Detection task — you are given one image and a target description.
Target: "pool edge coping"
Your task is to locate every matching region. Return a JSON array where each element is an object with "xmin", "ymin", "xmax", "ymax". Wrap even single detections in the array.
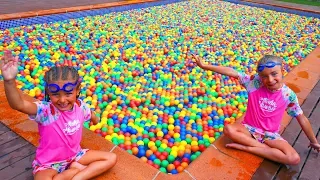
[{"xmin": 0, "ymin": 0, "xmax": 158, "ymax": 21}]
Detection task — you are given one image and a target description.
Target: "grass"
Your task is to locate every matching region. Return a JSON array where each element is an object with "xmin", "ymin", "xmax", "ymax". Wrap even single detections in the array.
[{"xmin": 277, "ymin": 0, "xmax": 320, "ymax": 6}]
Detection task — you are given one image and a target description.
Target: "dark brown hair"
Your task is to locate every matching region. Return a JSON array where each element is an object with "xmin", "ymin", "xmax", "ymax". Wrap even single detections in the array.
[{"xmin": 44, "ymin": 66, "xmax": 80, "ymax": 101}]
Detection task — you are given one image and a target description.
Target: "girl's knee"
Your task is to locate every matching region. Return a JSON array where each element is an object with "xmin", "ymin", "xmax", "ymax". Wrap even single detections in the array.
[
  {"xmin": 108, "ymin": 153, "xmax": 117, "ymax": 165},
  {"xmin": 101, "ymin": 152, "xmax": 117, "ymax": 165},
  {"xmin": 34, "ymin": 169, "xmax": 57, "ymax": 180},
  {"xmin": 288, "ymin": 153, "xmax": 300, "ymax": 165},
  {"xmin": 100, "ymin": 153, "xmax": 117, "ymax": 170},
  {"xmin": 223, "ymin": 124, "xmax": 233, "ymax": 137},
  {"xmin": 34, "ymin": 173, "xmax": 55, "ymax": 180}
]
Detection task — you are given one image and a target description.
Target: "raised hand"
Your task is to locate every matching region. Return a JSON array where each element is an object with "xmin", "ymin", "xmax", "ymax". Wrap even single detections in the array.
[
  {"xmin": 192, "ymin": 54, "xmax": 205, "ymax": 68},
  {"xmin": 0, "ymin": 51, "xmax": 19, "ymax": 81},
  {"xmin": 308, "ymin": 142, "xmax": 320, "ymax": 153}
]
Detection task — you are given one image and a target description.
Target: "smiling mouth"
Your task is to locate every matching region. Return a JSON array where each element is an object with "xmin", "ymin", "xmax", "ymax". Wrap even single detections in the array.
[
  {"xmin": 268, "ymin": 82, "xmax": 277, "ymax": 86},
  {"xmin": 59, "ymin": 104, "xmax": 69, "ymax": 108}
]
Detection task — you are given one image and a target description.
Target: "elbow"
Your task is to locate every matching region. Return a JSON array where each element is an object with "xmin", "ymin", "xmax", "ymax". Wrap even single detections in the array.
[{"xmin": 9, "ymin": 103, "xmax": 23, "ymax": 111}]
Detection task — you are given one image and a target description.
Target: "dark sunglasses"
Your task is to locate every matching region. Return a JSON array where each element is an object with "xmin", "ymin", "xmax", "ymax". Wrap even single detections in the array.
[{"xmin": 257, "ymin": 61, "xmax": 282, "ymax": 72}]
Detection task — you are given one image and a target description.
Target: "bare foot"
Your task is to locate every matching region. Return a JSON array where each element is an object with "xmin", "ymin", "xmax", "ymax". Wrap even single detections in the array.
[
  {"xmin": 225, "ymin": 143, "xmax": 248, "ymax": 151},
  {"xmin": 70, "ymin": 161, "xmax": 87, "ymax": 171}
]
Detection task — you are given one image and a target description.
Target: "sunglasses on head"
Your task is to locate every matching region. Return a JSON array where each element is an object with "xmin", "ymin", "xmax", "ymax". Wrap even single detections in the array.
[
  {"xmin": 257, "ymin": 61, "xmax": 282, "ymax": 72},
  {"xmin": 46, "ymin": 80, "xmax": 79, "ymax": 94}
]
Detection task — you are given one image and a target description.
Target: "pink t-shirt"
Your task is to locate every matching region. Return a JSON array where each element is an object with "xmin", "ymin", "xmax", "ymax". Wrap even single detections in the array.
[
  {"xmin": 29, "ymin": 100, "xmax": 91, "ymax": 164},
  {"xmin": 238, "ymin": 72, "xmax": 303, "ymax": 133}
]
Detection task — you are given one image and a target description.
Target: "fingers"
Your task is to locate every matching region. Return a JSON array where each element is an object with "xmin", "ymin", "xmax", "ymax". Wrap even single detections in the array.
[
  {"xmin": 13, "ymin": 56, "xmax": 19, "ymax": 66},
  {"xmin": 191, "ymin": 53, "xmax": 197, "ymax": 59},
  {"xmin": 4, "ymin": 50, "xmax": 12, "ymax": 60},
  {"xmin": 2, "ymin": 50, "xmax": 17, "ymax": 65},
  {"xmin": 308, "ymin": 143, "xmax": 320, "ymax": 153},
  {"xmin": 191, "ymin": 54, "xmax": 199, "ymax": 61}
]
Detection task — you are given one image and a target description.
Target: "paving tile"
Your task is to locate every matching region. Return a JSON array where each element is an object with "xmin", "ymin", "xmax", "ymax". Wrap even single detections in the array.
[
  {"xmin": 93, "ymin": 3, "xmax": 119, "ymax": 9},
  {"xmin": 19, "ymin": 12, "xmax": 38, "ymax": 19},
  {"xmin": 186, "ymin": 146, "xmax": 256, "ymax": 180},
  {"xmin": 213, "ymin": 135, "xmax": 263, "ymax": 167},
  {"xmin": 0, "ymin": 92, "xmax": 8, "ymax": 104},
  {"xmin": 284, "ymin": 71, "xmax": 319, "ymax": 91},
  {"xmin": 95, "ymin": 146, "xmax": 159, "ymax": 180},
  {"xmin": 76, "ymin": 5, "xmax": 90, "ymax": 11},
  {"xmin": 304, "ymin": 48, "xmax": 320, "ymax": 66},
  {"xmin": 297, "ymin": 60, "xmax": 320, "ymax": 75},
  {"xmin": 1, "ymin": 0, "xmax": 156, "ymax": 19},
  {"xmin": 0, "ymin": 13, "xmax": 21, "ymax": 20},
  {"xmin": 0, "ymin": 103, "xmax": 31, "ymax": 127},
  {"xmin": 0, "ymin": 82, "xmax": 37, "ymax": 105},
  {"xmin": 0, "ymin": 92, "xmax": 36, "ymax": 105},
  {"xmin": 81, "ymin": 128, "xmax": 115, "ymax": 152},
  {"xmin": 154, "ymin": 171, "xmax": 194, "ymax": 180},
  {"xmin": 291, "ymin": 65, "xmax": 320, "ymax": 80},
  {"xmin": 0, "ymin": 81, "xmax": 4, "ymax": 90},
  {"xmin": 285, "ymin": 82, "xmax": 311, "ymax": 102}
]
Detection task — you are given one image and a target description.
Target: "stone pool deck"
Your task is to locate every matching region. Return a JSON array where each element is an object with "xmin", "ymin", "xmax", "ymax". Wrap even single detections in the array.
[{"xmin": 0, "ymin": 0, "xmax": 157, "ymax": 20}]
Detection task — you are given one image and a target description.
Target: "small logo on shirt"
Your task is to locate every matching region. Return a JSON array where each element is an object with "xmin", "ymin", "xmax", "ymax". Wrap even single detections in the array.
[
  {"xmin": 63, "ymin": 120, "xmax": 80, "ymax": 135},
  {"xmin": 259, "ymin": 97, "xmax": 277, "ymax": 112}
]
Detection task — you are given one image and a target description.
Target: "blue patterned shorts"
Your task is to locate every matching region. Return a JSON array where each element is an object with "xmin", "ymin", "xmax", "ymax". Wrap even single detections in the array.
[
  {"xmin": 32, "ymin": 149, "xmax": 89, "ymax": 175},
  {"xmin": 242, "ymin": 123, "xmax": 285, "ymax": 143}
]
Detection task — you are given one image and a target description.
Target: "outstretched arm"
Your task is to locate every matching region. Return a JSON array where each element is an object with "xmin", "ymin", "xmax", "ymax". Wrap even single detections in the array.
[
  {"xmin": 296, "ymin": 114, "xmax": 320, "ymax": 152},
  {"xmin": 1, "ymin": 51, "xmax": 37, "ymax": 115},
  {"xmin": 192, "ymin": 54, "xmax": 239, "ymax": 78}
]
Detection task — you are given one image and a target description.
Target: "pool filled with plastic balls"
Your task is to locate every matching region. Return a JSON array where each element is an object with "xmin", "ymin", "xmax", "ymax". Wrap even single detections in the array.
[{"xmin": 1, "ymin": 0, "xmax": 320, "ymax": 174}]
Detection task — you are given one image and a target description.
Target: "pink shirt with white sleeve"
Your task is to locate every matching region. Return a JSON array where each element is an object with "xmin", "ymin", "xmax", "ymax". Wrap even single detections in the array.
[
  {"xmin": 29, "ymin": 100, "xmax": 91, "ymax": 164},
  {"xmin": 238, "ymin": 72, "xmax": 303, "ymax": 133}
]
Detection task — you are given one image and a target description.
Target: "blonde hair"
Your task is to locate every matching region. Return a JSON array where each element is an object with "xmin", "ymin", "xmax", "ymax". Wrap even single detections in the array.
[{"xmin": 257, "ymin": 55, "xmax": 283, "ymax": 67}]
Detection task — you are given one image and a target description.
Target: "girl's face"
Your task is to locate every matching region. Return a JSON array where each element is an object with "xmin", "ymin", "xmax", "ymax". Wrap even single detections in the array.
[
  {"xmin": 47, "ymin": 79, "xmax": 80, "ymax": 111},
  {"xmin": 258, "ymin": 65, "xmax": 283, "ymax": 91}
]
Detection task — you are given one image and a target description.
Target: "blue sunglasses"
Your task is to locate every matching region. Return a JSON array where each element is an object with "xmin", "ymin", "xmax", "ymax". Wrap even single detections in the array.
[
  {"xmin": 257, "ymin": 61, "xmax": 282, "ymax": 72},
  {"xmin": 46, "ymin": 81, "xmax": 79, "ymax": 93}
]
